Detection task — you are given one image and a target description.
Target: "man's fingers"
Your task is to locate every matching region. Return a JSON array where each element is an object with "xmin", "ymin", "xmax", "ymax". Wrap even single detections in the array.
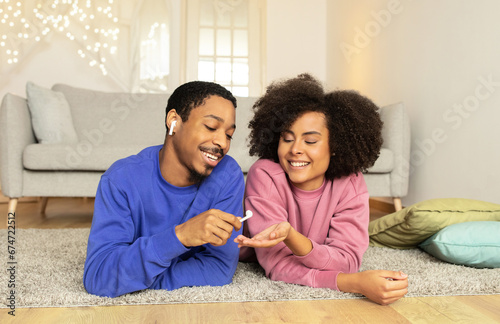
[
  {"xmin": 177, "ymin": 210, "xmax": 242, "ymax": 247},
  {"xmin": 202, "ymin": 229, "xmax": 229, "ymax": 246},
  {"xmin": 212, "ymin": 217, "xmax": 235, "ymax": 235},
  {"xmin": 212, "ymin": 210, "xmax": 242, "ymax": 230},
  {"xmin": 211, "ymin": 223, "xmax": 232, "ymax": 241}
]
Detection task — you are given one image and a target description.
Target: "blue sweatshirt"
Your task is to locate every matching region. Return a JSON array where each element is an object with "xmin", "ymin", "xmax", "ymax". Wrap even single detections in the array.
[{"xmin": 83, "ymin": 145, "xmax": 244, "ymax": 297}]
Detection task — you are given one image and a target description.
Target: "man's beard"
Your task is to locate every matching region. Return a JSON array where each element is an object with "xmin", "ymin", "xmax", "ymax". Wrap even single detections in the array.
[
  {"xmin": 186, "ymin": 146, "xmax": 224, "ymax": 184},
  {"xmin": 187, "ymin": 165, "xmax": 213, "ymax": 185}
]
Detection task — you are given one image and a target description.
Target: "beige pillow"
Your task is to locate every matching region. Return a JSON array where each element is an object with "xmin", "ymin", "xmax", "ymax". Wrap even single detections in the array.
[
  {"xmin": 369, "ymin": 198, "xmax": 500, "ymax": 249},
  {"xmin": 26, "ymin": 82, "xmax": 78, "ymax": 144}
]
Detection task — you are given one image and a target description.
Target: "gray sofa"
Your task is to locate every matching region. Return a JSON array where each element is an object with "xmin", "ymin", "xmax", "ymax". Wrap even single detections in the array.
[{"xmin": 0, "ymin": 83, "xmax": 410, "ymax": 214}]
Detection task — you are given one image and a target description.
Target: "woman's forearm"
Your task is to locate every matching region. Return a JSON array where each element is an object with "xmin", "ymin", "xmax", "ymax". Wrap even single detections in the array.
[
  {"xmin": 336, "ymin": 272, "xmax": 361, "ymax": 293},
  {"xmin": 283, "ymin": 227, "xmax": 313, "ymax": 256}
]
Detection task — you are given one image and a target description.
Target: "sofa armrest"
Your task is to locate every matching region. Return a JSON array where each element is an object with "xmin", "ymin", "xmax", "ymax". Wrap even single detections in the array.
[
  {"xmin": 0, "ymin": 93, "xmax": 36, "ymax": 197},
  {"xmin": 379, "ymin": 102, "xmax": 411, "ymax": 197}
]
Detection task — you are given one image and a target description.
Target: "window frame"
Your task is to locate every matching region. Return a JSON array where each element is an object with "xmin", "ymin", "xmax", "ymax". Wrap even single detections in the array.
[{"xmin": 184, "ymin": 0, "xmax": 264, "ymax": 97}]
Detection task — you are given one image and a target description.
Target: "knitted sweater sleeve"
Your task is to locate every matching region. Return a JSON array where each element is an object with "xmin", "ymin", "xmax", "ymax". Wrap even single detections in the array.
[
  {"xmin": 83, "ymin": 163, "xmax": 244, "ymax": 297},
  {"xmin": 83, "ymin": 177, "xmax": 188, "ymax": 297},
  {"xmin": 244, "ymin": 163, "xmax": 369, "ymax": 291}
]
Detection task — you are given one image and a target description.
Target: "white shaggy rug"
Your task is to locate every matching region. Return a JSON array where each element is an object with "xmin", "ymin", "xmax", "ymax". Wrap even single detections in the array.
[{"xmin": 1, "ymin": 228, "xmax": 499, "ymax": 308}]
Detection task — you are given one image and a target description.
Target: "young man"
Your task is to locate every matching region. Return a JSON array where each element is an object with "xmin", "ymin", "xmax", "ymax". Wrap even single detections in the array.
[{"xmin": 83, "ymin": 81, "xmax": 244, "ymax": 297}]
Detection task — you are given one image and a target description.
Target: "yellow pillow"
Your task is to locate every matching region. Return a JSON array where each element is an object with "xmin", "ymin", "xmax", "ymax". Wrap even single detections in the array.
[{"xmin": 369, "ymin": 198, "xmax": 500, "ymax": 249}]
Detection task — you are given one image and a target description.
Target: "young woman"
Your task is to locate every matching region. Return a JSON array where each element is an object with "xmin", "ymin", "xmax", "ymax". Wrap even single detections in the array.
[{"xmin": 235, "ymin": 74, "xmax": 408, "ymax": 305}]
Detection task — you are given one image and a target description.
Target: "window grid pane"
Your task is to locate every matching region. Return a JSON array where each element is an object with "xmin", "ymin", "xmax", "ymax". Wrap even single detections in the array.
[
  {"xmin": 198, "ymin": 58, "xmax": 215, "ymax": 81},
  {"xmin": 215, "ymin": 57, "xmax": 232, "ymax": 84},
  {"xmin": 197, "ymin": 0, "xmax": 249, "ymax": 96},
  {"xmin": 216, "ymin": 29, "xmax": 231, "ymax": 56},
  {"xmin": 199, "ymin": 28, "xmax": 215, "ymax": 56},
  {"xmin": 232, "ymin": 58, "xmax": 248, "ymax": 85},
  {"xmin": 233, "ymin": 29, "xmax": 248, "ymax": 56}
]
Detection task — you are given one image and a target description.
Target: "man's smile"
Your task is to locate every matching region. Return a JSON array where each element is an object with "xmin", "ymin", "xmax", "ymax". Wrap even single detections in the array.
[
  {"xmin": 200, "ymin": 146, "xmax": 224, "ymax": 167},
  {"xmin": 202, "ymin": 150, "xmax": 220, "ymax": 161}
]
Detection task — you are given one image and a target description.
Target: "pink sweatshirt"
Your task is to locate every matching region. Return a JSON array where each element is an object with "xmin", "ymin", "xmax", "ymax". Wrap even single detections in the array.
[{"xmin": 241, "ymin": 159, "xmax": 369, "ymax": 290}]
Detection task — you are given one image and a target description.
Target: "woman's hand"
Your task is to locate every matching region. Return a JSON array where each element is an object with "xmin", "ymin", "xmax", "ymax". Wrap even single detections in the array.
[
  {"xmin": 337, "ymin": 270, "xmax": 408, "ymax": 305},
  {"xmin": 235, "ymin": 221, "xmax": 313, "ymax": 256},
  {"xmin": 234, "ymin": 221, "xmax": 291, "ymax": 248}
]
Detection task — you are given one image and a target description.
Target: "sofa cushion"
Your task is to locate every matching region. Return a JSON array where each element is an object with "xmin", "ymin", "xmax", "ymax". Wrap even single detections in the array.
[
  {"xmin": 231, "ymin": 96, "xmax": 259, "ymax": 172},
  {"xmin": 364, "ymin": 148, "xmax": 394, "ymax": 173},
  {"xmin": 23, "ymin": 144, "xmax": 147, "ymax": 171},
  {"xmin": 51, "ymin": 83, "xmax": 258, "ymax": 173},
  {"xmin": 22, "ymin": 91, "xmax": 259, "ymax": 173},
  {"xmin": 26, "ymin": 82, "xmax": 79, "ymax": 144},
  {"xmin": 52, "ymin": 84, "xmax": 168, "ymax": 147}
]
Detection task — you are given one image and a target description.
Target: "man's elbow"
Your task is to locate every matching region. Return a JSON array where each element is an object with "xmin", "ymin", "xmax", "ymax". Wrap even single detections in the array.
[
  {"xmin": 83, "ymin": 271, "xmax": 121, "ymax": 298},
  {"xmin": 211, "ymin": 259, "xmax": 238, "ymax": 286},
  {"xmin": 84, "ymin": 281, "xmax": 121, "ymax": 298}
]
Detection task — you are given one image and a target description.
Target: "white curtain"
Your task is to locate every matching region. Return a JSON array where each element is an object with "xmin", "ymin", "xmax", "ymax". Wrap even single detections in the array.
[{"xmin": 130, "ymin": 0, "xmax": 170, "ymax": 93}]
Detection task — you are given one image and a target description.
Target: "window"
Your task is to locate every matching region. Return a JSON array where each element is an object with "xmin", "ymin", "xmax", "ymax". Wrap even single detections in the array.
[
  {"xmin": 186, "ymin": 0, "xmax": 263, "ymax": 96},
  {"xmin": 132, "ymin": 0, "xmax": 263, "ymax": 95}
]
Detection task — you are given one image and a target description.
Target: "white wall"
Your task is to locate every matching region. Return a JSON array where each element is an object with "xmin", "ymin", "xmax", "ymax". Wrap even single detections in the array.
[
  {"xmin": 327, "ymin": 0, "xmax": 500, "ymax": 205},
  {"xmin": 3, "ymin": 1, "xmax": 498, "ymax": 206},
  {"xmin": 0, "ymin": 0, "xmax": 134, "ymax": 98},
  {"xmin": 0, "ymin": 0, "xmax": 328, "ymax": 97},
  {"xmin": 265, "ymin": 0, "xmax": 327, "ymax": 84},
  {"xmin": 0, "ymin": 33, "xmax": 127, "ymax": 98}
]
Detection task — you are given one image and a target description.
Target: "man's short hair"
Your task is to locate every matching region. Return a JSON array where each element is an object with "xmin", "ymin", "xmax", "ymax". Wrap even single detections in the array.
[{"xmin": 165, "ymin": 81, "xmax": 237, "ymax": 129}]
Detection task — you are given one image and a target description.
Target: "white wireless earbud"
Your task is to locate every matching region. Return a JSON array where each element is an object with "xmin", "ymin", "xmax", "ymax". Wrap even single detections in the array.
[{"xmin": 169, "ymin": 120, "xmax": 177, "ymax": 136}]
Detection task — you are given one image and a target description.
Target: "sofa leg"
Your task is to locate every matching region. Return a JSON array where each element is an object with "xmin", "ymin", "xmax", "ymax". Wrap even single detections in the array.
[
  {"xmin": 40, "ymin": 197, "xmax": 49, "ymax": 214},
  {"xmin": 8, "ymin": 198, "xmax": 18, "ymax": 214},
  {"xmin": 393, "ymin": 197, "xmax": 403, "ymax": 211}
]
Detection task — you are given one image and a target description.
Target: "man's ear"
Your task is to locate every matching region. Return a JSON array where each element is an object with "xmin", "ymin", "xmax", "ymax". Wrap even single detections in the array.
[{"xmin": 166, "ymin": 109, "xmax": 179, "ymax": 135}]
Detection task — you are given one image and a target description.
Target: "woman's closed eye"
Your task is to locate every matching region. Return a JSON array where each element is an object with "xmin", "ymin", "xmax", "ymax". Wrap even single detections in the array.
[
  {"xmin": 281, "ymin": 134, "xmax": 294, "ymax": 143},
  {"xmin": 304, "ymin": 136, "xmax": 320, "ymax": 145}
]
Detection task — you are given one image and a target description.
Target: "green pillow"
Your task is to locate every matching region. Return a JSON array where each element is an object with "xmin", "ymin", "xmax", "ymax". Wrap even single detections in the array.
[
  {"xmin": 369, "ymin": 198, "xmax": 500, "ymax": 249},
  {"xmin": 419, "ymin": 221, "xmax": 500, "ymax": 268}
]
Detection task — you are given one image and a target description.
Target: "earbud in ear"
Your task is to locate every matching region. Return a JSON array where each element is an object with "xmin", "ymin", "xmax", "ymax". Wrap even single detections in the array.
[{"xmin": 169, "ymin": 120, "xmax": 177, "ymax": 136}]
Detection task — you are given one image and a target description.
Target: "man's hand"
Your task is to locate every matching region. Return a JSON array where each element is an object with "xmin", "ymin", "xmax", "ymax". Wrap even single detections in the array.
[{"xmin": 175, "ymin": 209, "xmax": 242, "ymax": 247}]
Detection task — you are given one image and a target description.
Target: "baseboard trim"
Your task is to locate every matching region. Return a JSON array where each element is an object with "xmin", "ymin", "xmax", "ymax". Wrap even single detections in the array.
[{"xmin": 369, "ymin": 198, "xmax": 397, "ymax": 213}]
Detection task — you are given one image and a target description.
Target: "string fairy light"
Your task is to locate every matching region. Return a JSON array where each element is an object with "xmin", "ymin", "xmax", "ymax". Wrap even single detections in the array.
[{"xmin": 0, "ymin": 0, "xmax": 119, "ymax": 76}]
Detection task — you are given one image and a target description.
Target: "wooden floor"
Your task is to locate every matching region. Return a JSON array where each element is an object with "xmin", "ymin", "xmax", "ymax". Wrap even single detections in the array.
[{"xmin": 1, "ymin": 197, "xmax": 499, "ymax": 324}]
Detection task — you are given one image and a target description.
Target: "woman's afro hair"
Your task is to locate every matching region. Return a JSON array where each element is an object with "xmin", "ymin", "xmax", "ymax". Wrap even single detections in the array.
[{"xmin": 248, "ymin": 73, "xmax": 383, "ymax": 180}]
